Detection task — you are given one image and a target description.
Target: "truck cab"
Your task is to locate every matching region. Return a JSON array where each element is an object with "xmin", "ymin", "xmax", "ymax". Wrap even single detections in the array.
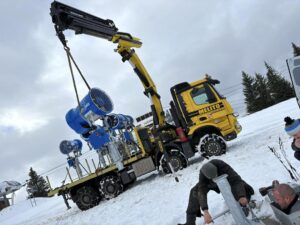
[{"xmin": 170, "ymin": 76, "xmax": 242, "ymax": 156}]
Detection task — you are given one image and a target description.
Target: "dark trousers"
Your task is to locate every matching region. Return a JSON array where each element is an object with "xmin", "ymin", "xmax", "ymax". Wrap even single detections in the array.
[
  {"xmin": 186, "ymin": 184, "xmax": 202, "ymax": 217},
  {"xmin": 186, "ymin": 182, "xmax": 254, "ymax": 217}
]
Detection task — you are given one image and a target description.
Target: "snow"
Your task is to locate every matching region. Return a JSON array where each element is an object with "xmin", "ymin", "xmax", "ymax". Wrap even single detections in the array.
[{"xmin": 1, "ymin": 98, "xmax": 300, "ymax": 225}]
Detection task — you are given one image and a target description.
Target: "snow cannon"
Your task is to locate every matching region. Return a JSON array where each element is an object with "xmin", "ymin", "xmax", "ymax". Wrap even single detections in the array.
[
  {"xmin": 67, "ymin": 158, "xmax": 75, "ymax": 167},
  {"xmin": 106, "ymin": 114, "xmax": 134, "ymax": 130},
  {"xmin": 66, "ymin": 88, "xmax": 113, "ymax": 135},
  {"xmin": 124, "ymin": 115, "xmax": 134, "ymax": 127},
  {"xmin": 59, "ymin": 139, "xmax": 83, "ymax": 155},
  {"xmin": 87, "ymin": 126, "xmax": 110, "ymax": 149},
  {"xmin": 122, "ymin": 130, "xmax": 134, "ymax": 142},
  {"xmin": 80, "ymin": 88, "xmax": 113, "ymax": 117},
  {"xmin": 60, "ymin": 139, "xmax": 84, "ymax": 178}
]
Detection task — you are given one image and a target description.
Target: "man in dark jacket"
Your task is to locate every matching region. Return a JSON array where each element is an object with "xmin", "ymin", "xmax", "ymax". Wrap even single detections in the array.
[{"xmin": 178, "ymin": 159, "xmax": 254, "ymax": 225}]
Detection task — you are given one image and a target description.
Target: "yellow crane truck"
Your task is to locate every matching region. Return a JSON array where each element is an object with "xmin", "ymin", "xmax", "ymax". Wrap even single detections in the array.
[{"xmin": 48, "ymin": 1, "xmax": 242, "ymax": 210}]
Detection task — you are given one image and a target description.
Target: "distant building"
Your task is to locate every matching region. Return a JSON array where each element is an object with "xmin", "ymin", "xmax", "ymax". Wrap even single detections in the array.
[
  {"xmin": 0, "ymin": 197, "xmax": 9, "ymax": 211},
  {"xmin": 135, "ymin": 111, "xmax": 153, "ymax": 127},
  {"xmin": 135, "ymin": 109, "xmax": 174, "ymax": 127},
  {"xmin": 0, "ymin": 180, "xmax": 22, "ymax": 210}
]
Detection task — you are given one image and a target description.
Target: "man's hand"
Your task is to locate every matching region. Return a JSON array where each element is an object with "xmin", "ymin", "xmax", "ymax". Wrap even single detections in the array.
[
  {"xmin": 203, "ymin": 210, "xmax": 213, "ymax": 224},
  {"xmin": 238, "ymin": 197, "xmax": 248, "ymax": 206}
]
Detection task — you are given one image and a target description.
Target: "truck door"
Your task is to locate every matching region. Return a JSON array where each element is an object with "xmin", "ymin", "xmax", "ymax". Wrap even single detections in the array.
[
  {"xmin": 287, "ymin": 56, "xmax": 300, "ymax": 108},
  {"xmin": 180, "ymin": 83, "xmax": 225, "ymax": 126}
]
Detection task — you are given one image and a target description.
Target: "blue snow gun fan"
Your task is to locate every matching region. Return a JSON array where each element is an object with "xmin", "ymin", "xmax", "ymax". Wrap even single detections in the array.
[
  {"xmin": 106, "ymin": 114, "xmax": 135, "ymax": 143},
  {"xmin": 65, "ymin": 88, "xmax": 114, "ymax": 135},
  {"xmin": 59, "ymin": 139, "xmax": 83, "ymax": 155},
  {"xmin": 59, "ymin": 139, "xmax": 84, "ymax": 177},
  {"xmin": 107, "ymin": 114, "xmax": 134, "ymax": 130}
]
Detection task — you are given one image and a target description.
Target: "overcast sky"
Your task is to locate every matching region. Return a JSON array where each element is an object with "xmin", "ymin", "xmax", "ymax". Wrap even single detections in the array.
[{"xmin": 1, "ymin": 0, "xmax": 300, "ymax": 186}]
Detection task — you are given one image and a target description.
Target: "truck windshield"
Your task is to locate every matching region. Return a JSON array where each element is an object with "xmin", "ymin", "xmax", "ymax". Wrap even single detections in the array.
[{"xmin": 191, "ymin": 87, "xmax": 209, "ymax": 105}]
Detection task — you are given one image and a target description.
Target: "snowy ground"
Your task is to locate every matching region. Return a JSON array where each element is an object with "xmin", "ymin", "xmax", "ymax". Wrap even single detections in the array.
[{"xmin": 1, "ymin": 98, "xmax": 300, "ymax": 225}]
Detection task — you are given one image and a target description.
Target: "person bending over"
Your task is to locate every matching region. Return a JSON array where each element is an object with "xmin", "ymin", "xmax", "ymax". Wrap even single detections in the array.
[{"xmin": 178, "ymin": 159, "xmax": 254, "ymax": 225}]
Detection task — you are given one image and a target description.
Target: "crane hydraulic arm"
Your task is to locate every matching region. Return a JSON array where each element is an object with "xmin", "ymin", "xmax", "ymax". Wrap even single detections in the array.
[{"xmin": 50, "ymin": 1, "xmax": 165, "ymax": 127}]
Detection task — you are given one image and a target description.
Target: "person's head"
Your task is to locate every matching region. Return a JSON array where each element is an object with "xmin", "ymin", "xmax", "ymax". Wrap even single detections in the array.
[
  {"xmin": 272, "ymin": 183, "xmax": 296, "ymax": 209},
  {"xmin": 284, "ymin": 117, "xmax": 300, "ymax": 148},
  {"xmin": 200, "ymin": 162, "xmax": 218, "ymax": 179},
  {"xmin": 294, "ymin": 133, "xmax": 300, "ymax": 149}
]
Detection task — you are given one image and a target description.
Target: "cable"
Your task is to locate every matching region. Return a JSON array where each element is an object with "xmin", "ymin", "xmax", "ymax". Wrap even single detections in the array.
[{"xmin": 220, "ymin": 83, "xmax": 242, "ymax": 91}]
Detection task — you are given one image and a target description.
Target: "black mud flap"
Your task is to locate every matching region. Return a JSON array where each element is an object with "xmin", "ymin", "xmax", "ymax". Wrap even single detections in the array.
[{"xmin": 181, "ymin": 142, "xmax": 195, "ymax": 158}]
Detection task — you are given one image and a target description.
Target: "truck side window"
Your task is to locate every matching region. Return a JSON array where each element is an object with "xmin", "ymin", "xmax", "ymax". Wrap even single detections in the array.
[{"xmin": 190, "ymin": 87, "xmax": 209, "ymax": 105}]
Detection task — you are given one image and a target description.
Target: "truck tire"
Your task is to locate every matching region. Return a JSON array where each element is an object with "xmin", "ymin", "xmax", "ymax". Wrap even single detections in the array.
[
  {"xmin": 198, "ymin": 133, "xmax": 226, "ymax": 157},
  {"xmin": 99, "ymin": 175, "xmax": 123, "ymax": 200},
  {"xmin": 161, "ymin": 149, "xmax": 187, "ymax": 174},
  {"xmin": 74, "ymin": 185, "xmax": 101, "ymax": 211}
]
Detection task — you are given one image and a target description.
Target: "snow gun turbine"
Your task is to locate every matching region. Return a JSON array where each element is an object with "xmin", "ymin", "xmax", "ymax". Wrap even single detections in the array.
[{"xmin": 65, "ymin": 88, "xmax": 136, "ymax": 171}]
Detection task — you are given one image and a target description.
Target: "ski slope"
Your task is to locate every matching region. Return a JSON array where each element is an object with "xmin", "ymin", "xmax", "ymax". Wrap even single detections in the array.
[{"xmin": 1, "ymin": 98, "xmax": 300, "ymax": 225}]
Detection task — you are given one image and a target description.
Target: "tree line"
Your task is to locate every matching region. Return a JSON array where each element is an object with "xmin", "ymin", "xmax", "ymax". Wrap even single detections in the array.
[{"xmin": 242, "ymin": 43, "xmax": 300, "ymax": 114}]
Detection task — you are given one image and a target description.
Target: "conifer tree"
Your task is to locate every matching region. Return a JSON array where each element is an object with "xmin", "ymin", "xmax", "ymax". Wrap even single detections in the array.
[
  {"xmin": 242, "ymin": 71, "xmax": 256, "ymax": 113},
  {"xmin": 27, "ymin": 167, "xmax": 50, "ymax": 198},
  {"xmin": 292, "ymin": 42, "xmax": 300, "ymax": 57},
  {"xmin": 253, "ymin": 73, "xmax": 273, "ymax": 111},
  {"xmin": 265, "ymin": 62, "xmax": 295, "ymax": 103}
]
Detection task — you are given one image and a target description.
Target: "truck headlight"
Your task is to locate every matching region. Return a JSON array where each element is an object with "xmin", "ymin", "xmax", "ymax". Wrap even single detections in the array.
[
  {"xmin": 235, "ymin": 121, "xmax": 242, "ymax": 131},
  {"xmin": 233, "ymin": 112, "xmax": 239, "ymax": 117}
]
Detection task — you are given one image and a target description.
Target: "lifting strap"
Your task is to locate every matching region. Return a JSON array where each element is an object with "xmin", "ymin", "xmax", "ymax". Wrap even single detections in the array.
[{"xmin": 54, "ymin": 25, "xmax": 91, "ymax": 110}]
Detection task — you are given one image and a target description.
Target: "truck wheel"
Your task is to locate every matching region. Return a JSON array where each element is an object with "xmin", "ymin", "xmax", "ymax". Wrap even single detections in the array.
[
  {"xmin": 99, "ymin": 175, "xmax": 123, "ymax": 200},
  {"xmin": 74, "ymin": 186, "xmax": 101, "ymax": 211},
  {"xmin": 198, "ymin": 134, "xmax": 226, "ymax": 157},
  {"xmin": 161, "ymin": 149, "xmax": 187, "ymax": 174}
]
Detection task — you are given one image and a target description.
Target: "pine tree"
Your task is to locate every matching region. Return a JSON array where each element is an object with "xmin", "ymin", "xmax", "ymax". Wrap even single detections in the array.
[
  {"xmin": 292, "ymin": 42, "xmax": 300, "ymax": 57},
  {"xmin": 27, "ymin": 167, "xmax": 50, "ymax": 198},
  {"xmin": 253, "ymin": 73, "xmax": 274, "ymax": 111},
  {"xmin": 265, "ymin": 62, "xmax": 295, "ymax": 103},
  {"xmin": 242, "ymin": 71, "xmax": 257, "ymax": 113}
]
